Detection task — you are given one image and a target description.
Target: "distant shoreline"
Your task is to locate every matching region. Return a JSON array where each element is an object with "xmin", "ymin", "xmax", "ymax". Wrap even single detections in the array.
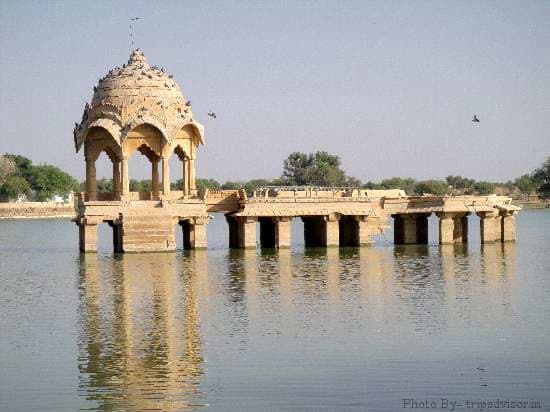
[{"xmin": 0, "ymin": 202, "xmax": 75, "ymax": 219}]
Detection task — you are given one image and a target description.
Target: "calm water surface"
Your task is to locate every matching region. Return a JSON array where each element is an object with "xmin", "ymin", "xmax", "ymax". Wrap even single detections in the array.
[{"xmin": 1, "ymin": 211, "xmax": 549, "ymax": 411}]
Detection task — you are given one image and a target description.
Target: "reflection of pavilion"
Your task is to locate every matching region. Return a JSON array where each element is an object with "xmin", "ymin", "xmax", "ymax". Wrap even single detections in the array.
[{"xmin": 78, "ymin": 253, "xmax": 204, "ymax": 411}]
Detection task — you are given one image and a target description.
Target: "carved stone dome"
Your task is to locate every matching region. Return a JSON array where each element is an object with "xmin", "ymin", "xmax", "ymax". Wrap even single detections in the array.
[
  {"xmin": 91, "ymin": 49, "xmax": 186, "ymax": 109},
  {"xmin": 74, "ymin": 49, "xmax": 203, "ymax": 152}
]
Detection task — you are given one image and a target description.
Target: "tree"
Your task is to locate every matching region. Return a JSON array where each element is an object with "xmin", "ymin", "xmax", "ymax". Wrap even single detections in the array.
[
  {"xmin": 0, "ymin": 175, "xmax": 32, "ymax": 201},
  {"xmin": 4, "ymin": 154, "xmax": 33, "ymax": 179},
  {"xmin": 514, "ymin": 174, "xmax": 537, "ymax": 200},
  {"xmin": 221, "ymin": 181, "xmax": 242, "ymax": 190},
  {"xmin": 445, "ymin": 175, "xmax": 475, "ymax": 193},
  {"xmin": 96, "ymin": 178, "xmax": 113, "ymax": 193},
  {"xmin": 533, "ymin": 157, "xmax": 550, "ymax": 199},
  {"xmin": 380, "ymin": 177, "xmax": 417, "ymax": 195},
  {"xmin": 195, "ymin": 178, "xmax": 221, "ymax": 190},
  {"xmin": 0, "ymin": 155, "xmax": 16, "ymax": 185},
  {"xmin": 282, "ymin": 151, "xmax": 350, "ymax": 187},
  {"xmin": 27, "ymin": 164, "xmax": 80, "ymax": 201},
  {"xmin": 473, "ymin": 181, "xmax": 495, "ymax": 195},
  {"xmin": 414, "ymin": 180, "xmax": 450, "ymax": 196}
]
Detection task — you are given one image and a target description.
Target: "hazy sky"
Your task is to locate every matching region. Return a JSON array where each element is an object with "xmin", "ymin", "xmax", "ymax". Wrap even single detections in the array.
[{"xmin": 1, "ymin": 1, "xmax": 549, "ymax": 183}]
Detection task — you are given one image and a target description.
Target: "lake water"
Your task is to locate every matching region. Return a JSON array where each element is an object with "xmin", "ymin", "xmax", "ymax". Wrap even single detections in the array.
[{"xmin": 0, "ymin": 211, "xmax": 549, "ymax": 411}]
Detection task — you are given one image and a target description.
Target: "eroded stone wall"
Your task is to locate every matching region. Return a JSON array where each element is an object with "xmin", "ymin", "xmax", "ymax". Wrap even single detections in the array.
[{"xmin": 0, "ymin": 202, "xmax": 75, "ymax": 219}]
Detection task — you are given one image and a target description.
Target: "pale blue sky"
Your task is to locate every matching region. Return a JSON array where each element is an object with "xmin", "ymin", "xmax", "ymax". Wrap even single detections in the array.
[{"xmin": 1, "ymin": 0, "xmax": 549, "ymax": 182}]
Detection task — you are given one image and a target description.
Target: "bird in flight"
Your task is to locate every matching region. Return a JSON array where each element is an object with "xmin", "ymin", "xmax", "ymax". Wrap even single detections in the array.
[
  {"xmin": 207, "ymin": 111, "xmax": 217, "ymax": 119},
  {"xmin": 472, "ymin": 114, "xmax": 480, "ymax": 123},
  {"xmin": 131, "ymin": 17, "xmax": 139, "ymax": 21}
]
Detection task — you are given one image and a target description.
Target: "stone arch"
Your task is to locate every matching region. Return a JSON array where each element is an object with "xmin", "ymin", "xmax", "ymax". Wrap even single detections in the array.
[
  {"xmin": 180, "ymin": 122, "xmax": 204, "ymax": 147},
  {"xmin": 122, "ymin": 116, "xmax": 169, "ymax": 143},
  {"xmin": 123, "ymin": 123, "xmax": 165, "ymax": 159},
  {"xmin": 85, "ymin": 119, "xmax": 122, "ymax": 146},
  {"xmin": 84, "ymin": 125, "xmax": 121, "ymax": 162}
]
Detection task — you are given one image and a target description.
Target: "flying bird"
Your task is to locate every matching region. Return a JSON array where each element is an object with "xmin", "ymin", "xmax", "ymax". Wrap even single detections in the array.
[
  {"xmin": 472, "ymin": 115, "xmax": 480, "ymax": 123},
  {"xmin": 207, "ymin": 111, "xmax": 217, "ymax": 119},
  {"xmin": 131, "ymin": 17, "xmax": 139, "ymax": 21}
]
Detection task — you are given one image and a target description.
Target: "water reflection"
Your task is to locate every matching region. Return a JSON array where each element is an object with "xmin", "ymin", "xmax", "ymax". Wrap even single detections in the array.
[
  {"xmin": 76, "ymin": 242, "xmax": 517, "ymax": 410},
  {"xmin": 78, "ymin": 253, "xmax": 205, "ymax": 411}
]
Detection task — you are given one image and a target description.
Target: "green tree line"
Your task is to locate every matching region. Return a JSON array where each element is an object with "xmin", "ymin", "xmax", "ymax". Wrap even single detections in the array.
[
  {"xmin": 0, "ymin": 154, "xmax": 80, "ymax": 201},
  {"xmin": 2, "ymin": 152, "xmax": 549, "ymax": 201}
]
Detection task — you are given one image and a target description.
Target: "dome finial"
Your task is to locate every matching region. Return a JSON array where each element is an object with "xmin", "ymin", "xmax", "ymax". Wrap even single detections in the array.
[{"xmin": 128, "ymin": 48, "xmax": 147, "ymax": 65}]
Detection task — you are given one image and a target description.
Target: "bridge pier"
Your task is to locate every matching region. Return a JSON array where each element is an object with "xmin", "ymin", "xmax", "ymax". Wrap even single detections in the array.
[
  {"xmin": 78, "ymin": 218, "xmax": 98, "ymax": 253},
  {"xmin": 108, "ymin": 219, "xmax": 123, "ymax": 253},
  {"xmin": 274, "ymin": 217, "xmax": 292, "ymax": 248},
  {"xmin": 453, "ymin": 213, "xmax": 469, "ymax": 243},
  {"xmin": 227, "ymin": 216, "xmax": 257, "ymax": 249},
  {"xmin": 324, "ymin": 214, "xmax": 340, "ymax": 247},
  {"xmin": 302, "ymin": 215, "xmax": 340, "ymax": 247},
  {"xmin": 500, "ymin": 211, "xmax": 517, "ymax": 242},
  {"xmin": 393, "ymin": 213, "xmax": 429, "ymax": 244},
  {"xmin": 178, "ymin": 217, "xmax": 208, "ymax": 249},
  {"xmin": 436, "ymin": 212, "xmax": 455, "ymax": 245},
  {"xmin": 477, "ymin": 211, "xmax": 498, "ymax": 243}
]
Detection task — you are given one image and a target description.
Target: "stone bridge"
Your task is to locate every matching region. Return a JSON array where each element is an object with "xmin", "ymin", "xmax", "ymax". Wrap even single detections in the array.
[{"xmin": 75, "ymin": 187, "xmax": 520, "ymax": 252}]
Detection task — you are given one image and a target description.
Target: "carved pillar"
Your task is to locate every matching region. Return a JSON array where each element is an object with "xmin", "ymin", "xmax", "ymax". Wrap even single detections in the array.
[
  {"xmin": 85, "ymin": 157, "xmax": 97, "ymax": 201},
  {"xmin": 78, "ymin": 218, "xmax": 98, "ymax": 253},
  {"xmin": 324, "ymin": 214, "xmax": 340, "ymax": 247},
  {"xmin": 121, "ymin": 156, "xmax": 129, "ymax": 196},
  {"xmin": 274, "ymin": 217, "xmax": 292, "ymax": 248},
  {"xmin": 478, "ymin": 211, "xmax": 498, "ymax": 243},
  {"xmin": 436, "ymin": 212, "xmax": 455, "ymax": 245},
  {"xmin": 238, "ymin": 217, "xmax": 257, "ymax": 249},
  {"xmin": 112, "ymin": 160, "xmax": 121, "ymax": 200},
  {"xmin": 162, "ymin": 156, "xmax": 170, "ymax": 195},
  {"xmin": 501, "ymin": 211, "xmax": 517, "ymax": 242},
  {"xmin": 189, "ymin": 158, "xmax": 196, "ymax": 196},
  {"xmin": 151, "ymin": 158, "xmax": 160, "ymax": 199},
  {"xmin": 183, "ymin": 157, "xmax": 189, "ymax": 196},
  {"xmin": 356, "ymin": 216, "xmax": 377, "ymax": 246},
  {"xmin": 191, "ymin": 216, "xmax": 208, "ymax": 249},
  {"xmin": 452, "ymin": 213, "xmax": 468, "ymax": 243}
]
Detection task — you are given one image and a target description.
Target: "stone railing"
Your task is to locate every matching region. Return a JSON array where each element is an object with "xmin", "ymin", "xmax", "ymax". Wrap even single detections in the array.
[{"xmin": 251, "ymin": 187, "xmax": 406, "ymax": 200}]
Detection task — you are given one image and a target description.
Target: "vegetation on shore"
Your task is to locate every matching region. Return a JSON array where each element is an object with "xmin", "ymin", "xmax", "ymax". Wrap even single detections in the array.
[
  {"xmin": 0, "ymin": 154, "xmax": 80, "ymax": 202},
  {"xmin": 2, "ymin": 152, "xmax": 549, "ymax": 201}
]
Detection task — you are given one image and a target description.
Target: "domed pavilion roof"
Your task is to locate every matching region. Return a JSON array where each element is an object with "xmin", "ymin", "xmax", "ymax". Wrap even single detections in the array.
[{"xmin": 74, "ymin": 49, "xmax": 203, "ymax": 152}]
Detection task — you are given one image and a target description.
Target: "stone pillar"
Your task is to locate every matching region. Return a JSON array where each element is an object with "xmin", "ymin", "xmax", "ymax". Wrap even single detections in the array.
[
  {"xmin": 85, "ymin": 157, "xmax": 97, "ymax": 201},
  {"xmin": 324, "ymin": 214, "xmax": 340, "ymax": 247},
  {"xmin": 78, "ymin": 218, "xmax": 98, "ymax": 253},
  {"xmin": 436, "ymin": 212, "xmax": 455, "ymax": 245},
  {"xmin": 189, "ymin": 158, "xmax": 196, "ymax": 196},
  {"xmin": 501, "ymin": 212, "xmax": 517, "ymax": 242},
  {"xmin": 112, "ymin": 160, "xmax": 121, "ymax": 200},
  {"xmin": 183, "ymin": 157, "xmax": 190, "ymax": 196},
  {"xmin": 274, "ymin": 217, "xmax": 292, "ymax": 248},
  {"xmin": 478, "ymin": 211, "xmax": 498, "ymax": 243},
  {"xmin": 452, "ymin": 213, "xmax": 468, "ymax": 243},
  {"xmin": 151, "ymin": 158, "xmax": 160, "ymax": 199},
  {"xmin": 108, "ymin": 219, "xmax": 123, "ymax": 253},
  {"xmin": 238, "ymin": 217, "xmax": 257, "ymax": 249},
  {"xmin": 415, "ymin": 214, "xmax": 429, "ymax": 244},
  {"xmin": 402, "ymin": 215, "xmax": 418, "ymax": 244},
  {"xmin": 356, "ymin": 216, "xmax": 377, "ymax": 246},
  {"xmin": 191, "ymin": 216, "xmax": 208, "ymax": 249},
  {"xmin": 121, "ymin": 156, "xmax": 129, "ymax": 196},
  {"xmin": 162, "ymin": 156, "xmax": 170, "ymax": 196},
  {"xmin": 226, "ymin": 216, "xmax": 240, "ymax": 248}
]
